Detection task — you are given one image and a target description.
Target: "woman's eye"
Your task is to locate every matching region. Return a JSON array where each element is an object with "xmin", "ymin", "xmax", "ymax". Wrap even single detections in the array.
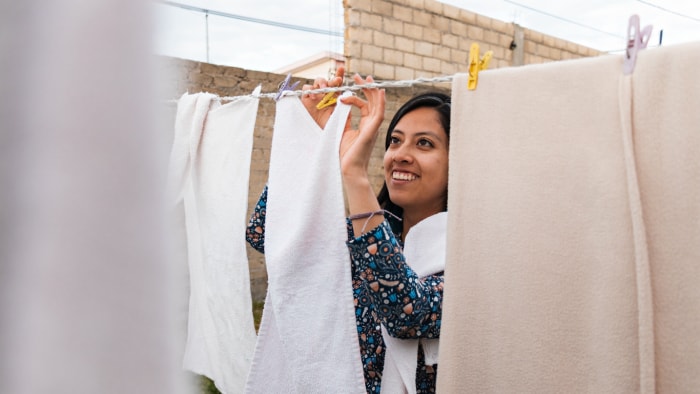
[
  {"xmin": 417, "ymin": 138, "xmax": 434, "ymax": 147},
  {"xmin": 390, "ymin": 136, "xmax": 400, "ymax": 144}
]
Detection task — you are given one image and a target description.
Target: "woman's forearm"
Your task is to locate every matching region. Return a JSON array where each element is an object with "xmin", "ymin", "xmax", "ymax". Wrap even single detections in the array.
[{"xmin": 343, "ymin": 174, "xmax": 383, "ymax": 236}]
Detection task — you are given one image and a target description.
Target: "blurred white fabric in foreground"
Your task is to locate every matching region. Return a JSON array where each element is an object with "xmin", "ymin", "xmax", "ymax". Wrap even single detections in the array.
[{"xmin": 0, "ymin": 2, "xmax": 188, "ymax": 393}]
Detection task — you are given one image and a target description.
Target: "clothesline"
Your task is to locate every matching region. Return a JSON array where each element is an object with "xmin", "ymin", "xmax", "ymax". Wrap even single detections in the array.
[{"xmin": 168, "ymin": 74, "xmax": 456, "ymax": 103}]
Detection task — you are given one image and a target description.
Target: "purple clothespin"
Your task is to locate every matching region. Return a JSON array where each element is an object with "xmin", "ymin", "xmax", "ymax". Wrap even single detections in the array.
[
  {"xmin": 623, "ymin": 14, "xmax": 653, "ymax": 75},
  {"xmin": 274, "ymin": 73, "xmax": 300, "ymax": 101}
]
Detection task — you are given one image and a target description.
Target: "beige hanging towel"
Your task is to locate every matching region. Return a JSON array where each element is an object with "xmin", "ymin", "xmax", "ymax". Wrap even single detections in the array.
[
  {"xmin": 438, "ymin": 41, "xmax": 699, "ymax": 393},
  {"xmin": 629, "ymin": 42, "xmax": 700, "ymax": 393}
]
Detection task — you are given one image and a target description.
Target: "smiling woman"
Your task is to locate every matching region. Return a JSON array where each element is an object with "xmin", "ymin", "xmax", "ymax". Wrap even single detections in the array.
[{"xmin": 245, "ymin": 67, "xmax": 452, "ymax": 393}]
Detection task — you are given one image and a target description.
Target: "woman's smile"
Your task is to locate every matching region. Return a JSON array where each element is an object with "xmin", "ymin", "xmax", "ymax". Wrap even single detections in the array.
[{"xmin": 391, "ymin": 170, "xmax": 418, "ymax": 181}]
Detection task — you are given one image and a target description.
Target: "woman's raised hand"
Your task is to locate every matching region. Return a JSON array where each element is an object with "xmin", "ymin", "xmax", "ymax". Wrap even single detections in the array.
[
  {"xmin": 301, "ymin": 66, "xmax": 345, "ymax": 129},
  {"xmin": 338, "ymin": 74, "xmax": 386, "ymax": 181}
]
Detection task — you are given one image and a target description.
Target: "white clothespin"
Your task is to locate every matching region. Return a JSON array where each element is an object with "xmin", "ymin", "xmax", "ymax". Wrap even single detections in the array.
[{"xmin": 623, "ymin": 14, "xmax": 653, "ymax": 75}]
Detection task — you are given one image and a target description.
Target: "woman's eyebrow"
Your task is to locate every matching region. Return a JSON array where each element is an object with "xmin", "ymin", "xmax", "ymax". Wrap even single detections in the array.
[
  {"xmin": 415, "ymin": 131, "xmax": 441, "ymax": 138},
  {"xmin": 392, "ymin": 129, "xmax": 446, "ymax": 142}
]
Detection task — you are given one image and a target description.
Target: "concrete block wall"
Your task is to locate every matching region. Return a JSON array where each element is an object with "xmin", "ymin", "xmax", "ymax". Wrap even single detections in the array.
[
  {"xmin": 344, "ymin": 0, "xmax": 602, "ymax": 79},
  {"xmin": 162, "ymin": 0, "xmax": 603, "ymax": 302},
  {"xmin": 159, "ymin": 56, "xmax": 445, "ymax": 301}
]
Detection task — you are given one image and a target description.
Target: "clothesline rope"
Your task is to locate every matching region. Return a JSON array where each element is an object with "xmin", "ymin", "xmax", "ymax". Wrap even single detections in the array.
[{"xmin": 168, "ymin": 74, "xmax": 456, "ymax": 103}]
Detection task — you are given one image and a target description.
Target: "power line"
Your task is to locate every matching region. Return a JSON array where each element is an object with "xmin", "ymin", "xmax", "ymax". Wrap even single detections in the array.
[
  {"xmin": 502, "ymin": 0, "xmax": 625, "ymax": 39},
  {"xmin": 636, "ymin": 0, "xmax": 700, "ymax": 23},
  {"xmin": 160, "ymin": 0, "xmax": 343, "ymax": 37}
]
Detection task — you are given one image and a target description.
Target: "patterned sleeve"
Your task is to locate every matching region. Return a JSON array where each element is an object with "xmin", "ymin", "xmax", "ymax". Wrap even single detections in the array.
[
  {"xmin": 346, "ymin": 219, "xmax": 443, "ymax": 339},
  {"xmin": 245, "ymin": 185, "xmax": 268, "ymax": 254}
]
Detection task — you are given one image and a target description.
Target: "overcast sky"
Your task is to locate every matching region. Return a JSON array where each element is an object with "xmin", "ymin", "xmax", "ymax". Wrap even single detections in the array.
[{"xmin": 154, "ymin": 0, "xmax": 700, "ymax": 73}]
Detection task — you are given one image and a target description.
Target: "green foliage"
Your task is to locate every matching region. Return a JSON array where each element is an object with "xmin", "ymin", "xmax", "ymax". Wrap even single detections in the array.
[
  {"xmin": 253, "ymin": 300, "xmax": 264, "ymax": 331},
  {"xmin": 199, "ymin": 376, "xmax": 221, "ymax": 394}
]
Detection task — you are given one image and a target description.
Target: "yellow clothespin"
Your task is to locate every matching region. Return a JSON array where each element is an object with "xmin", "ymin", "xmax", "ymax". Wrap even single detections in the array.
[
  {"xmin": 467, "ymin": 43, "xmax": 493, "ymax": 90},
  {"xmin": 316, "ymin": 91, "xmax": 338, "ymax": 109}
]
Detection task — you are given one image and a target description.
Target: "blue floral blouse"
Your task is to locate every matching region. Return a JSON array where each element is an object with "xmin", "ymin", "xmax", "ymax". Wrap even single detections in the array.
[{"xmin": 245, "ymin": 186, "xmax": 444, "ymax": 394}]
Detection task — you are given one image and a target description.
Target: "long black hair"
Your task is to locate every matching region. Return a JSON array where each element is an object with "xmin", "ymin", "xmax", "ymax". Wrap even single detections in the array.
[{"xmin": 377, "ymin": 92, "xmax": 451, "ymax": 234}]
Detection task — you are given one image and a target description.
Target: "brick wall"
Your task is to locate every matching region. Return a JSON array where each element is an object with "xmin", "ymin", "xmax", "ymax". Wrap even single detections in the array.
[
  {"xmin": 162, "ymin": 0, "xmax": 602, "ymax": 302},
  {"xmin": 343, "ymin": 0, "xmax": 601, "ymax": 79}
]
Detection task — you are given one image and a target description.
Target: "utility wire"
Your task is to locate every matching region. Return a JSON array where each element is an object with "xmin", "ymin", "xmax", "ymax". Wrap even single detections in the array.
[
  {"xmin": 160, "ymin": 0, "xmax": 343, "ymax": 37},
  {"xmin": 502, "ymin": 0, "xmax": 625, "ymax": 39},
  {"xmin": 636, "ymin": 0, "xmax": 700, "ymax": 23}
]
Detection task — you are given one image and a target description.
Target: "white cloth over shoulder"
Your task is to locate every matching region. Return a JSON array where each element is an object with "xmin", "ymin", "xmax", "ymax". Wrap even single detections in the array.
[
  {"xmin": 170, "ymin": 92, "xmax": 259, "ymax": 394},
  {"xmin": 245, "ymin": 93, "xmax": 366, "ymax": 393},
  {"xmin": 380, "ymin": 212, "xmax": 446, "ymax": 394}
]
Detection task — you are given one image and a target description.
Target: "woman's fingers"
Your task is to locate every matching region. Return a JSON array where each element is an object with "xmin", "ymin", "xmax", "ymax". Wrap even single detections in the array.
[
  {"xmin": 339, "ymin": 95, "xmax": 365, "ymax": 109},
  {"xmin": 329, "ymin": 66, "xmax": 345, "ymax": 88},
  {"xmin": 338, "ymin": 72, "xmax": 387, "ymax": 177},
  {"xmin": 351, "ymin": 72, "xmax": 372, "ymax": 84},
  {"xmin": 338, "ymin": 76, "xmax": 385, "ymax": 148},
  {"xmin": 340, "ymin": 75, "xmax": 384, "ymax": 116},
  {"xmin": 313, "ymin": 77, "xmax": 328, "ymax": 89},
  {"xmin": 301, "ymin": 83, "xmax": 319, "ymax": 103},
  {"xmin": 346, "ymin": 74, "xmax": 383, "ymax": 106}
]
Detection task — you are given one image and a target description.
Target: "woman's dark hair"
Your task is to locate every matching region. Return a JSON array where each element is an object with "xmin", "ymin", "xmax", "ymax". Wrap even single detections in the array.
[{"xmin": 377, "ymin": 92, "xmax": 451, "ymax": 234}]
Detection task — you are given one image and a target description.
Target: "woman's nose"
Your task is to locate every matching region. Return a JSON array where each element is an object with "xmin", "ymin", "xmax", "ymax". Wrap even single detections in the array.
[{"xmin": 392, "ymin": 145, "xmax": 413, "ymax": 163}]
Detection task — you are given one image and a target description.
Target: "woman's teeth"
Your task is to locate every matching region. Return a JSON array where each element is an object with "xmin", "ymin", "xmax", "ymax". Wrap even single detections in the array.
[{"xmin": 393, "ymin": 172, "xmax": 416, "ymax": 181}]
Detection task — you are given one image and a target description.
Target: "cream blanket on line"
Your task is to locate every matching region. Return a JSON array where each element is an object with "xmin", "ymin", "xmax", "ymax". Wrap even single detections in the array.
[
  {"xmin": 438, "ymin": 42, "xmax": 700, "ymax": 393},
  {"xmin": 170, "ymin": 92, "xmax": 259, "ymax": 394},
  {"xmin": 245, "ymin": 93, "xmax": 365, "ymax": 394}
]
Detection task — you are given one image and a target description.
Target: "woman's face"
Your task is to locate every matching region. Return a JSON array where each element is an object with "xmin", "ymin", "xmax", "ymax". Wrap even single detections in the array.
[{"xmin": 383, "ymin": 106, "xmax": 449, "ymax": 217}]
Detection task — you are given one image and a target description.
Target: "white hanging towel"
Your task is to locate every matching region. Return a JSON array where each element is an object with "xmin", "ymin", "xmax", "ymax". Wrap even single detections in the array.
[
  {"xmin": 381, "ymin": 212, "xmax": 446, "ymax": 394},
  {"xmin": 438, "ymin": 42, "xmax": 700, "ymax": 393},
  {"xmin": 170, "ymin": 92, "xmax": 259, "ymax": 394},
  {"xmin": 245, "ymin": 93, "xmax": 365, "ymax": 394}
]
